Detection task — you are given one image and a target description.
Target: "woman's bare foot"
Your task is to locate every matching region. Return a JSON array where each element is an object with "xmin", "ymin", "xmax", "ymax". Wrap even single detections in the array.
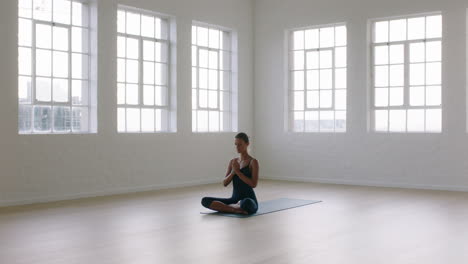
[{"xmin": 209, "ymin": 201, "xmax": 246, "ymax": 214}]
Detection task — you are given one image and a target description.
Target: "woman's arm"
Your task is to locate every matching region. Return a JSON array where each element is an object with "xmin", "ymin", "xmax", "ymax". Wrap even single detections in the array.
[
  {"xmin": 223, "ymin": 159, "xmax": 236, "ymax": 187},
  {"xmin": 234, "ymin": 159, "xmax": 259, "ymax": 188}
]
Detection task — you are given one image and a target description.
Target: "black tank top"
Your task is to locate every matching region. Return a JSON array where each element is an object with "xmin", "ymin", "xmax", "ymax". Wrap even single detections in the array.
[{"xmin": 232, "ymin": 159, "xmax": 257, "ymax": 202}]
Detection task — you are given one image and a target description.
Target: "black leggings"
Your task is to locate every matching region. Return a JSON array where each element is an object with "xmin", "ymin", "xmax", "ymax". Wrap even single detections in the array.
[{"xmin": 201, "ymin": 196, "xmax": 258, "ymax": 214}]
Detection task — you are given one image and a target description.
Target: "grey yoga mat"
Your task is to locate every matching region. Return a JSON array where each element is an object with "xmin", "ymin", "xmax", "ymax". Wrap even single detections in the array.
[{"xmin": 200, "ymin": 198, "xmax": 322, "ymax": 218}]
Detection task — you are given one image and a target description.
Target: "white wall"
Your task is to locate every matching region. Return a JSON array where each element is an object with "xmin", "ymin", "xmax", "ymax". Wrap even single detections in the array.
[
  {"xmin": 254, "ymin": 0, "xmax": 468, "ymax": 191},
  {"xmin": 0, "ymin": 0, "xmax": 254, "ymax": 206}
]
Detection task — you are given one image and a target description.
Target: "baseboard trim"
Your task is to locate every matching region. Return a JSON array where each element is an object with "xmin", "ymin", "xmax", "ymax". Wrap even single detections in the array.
[
  {"xmin": 262, "ymin": 176, "xmax": 468, "ymax": 193},
  {"xmin": 0, "ymin": 178, "xmax": 220, "ymax": 208}
]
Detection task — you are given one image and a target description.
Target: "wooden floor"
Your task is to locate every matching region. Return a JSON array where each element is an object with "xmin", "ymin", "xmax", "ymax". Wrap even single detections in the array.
[{"xmin": 1, "ymin": 179, "xmax": 468, "ymax": 264}]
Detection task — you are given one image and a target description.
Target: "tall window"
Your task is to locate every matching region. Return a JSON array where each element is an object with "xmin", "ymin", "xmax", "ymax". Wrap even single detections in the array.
[
  {"xmin": 289, "ymin": 24, "xmax": 347, "ymax": 132},
  {"xmin": 117, "ymin": 8, "xmax": 172, "ymax": 133},
  {"xmin": 192, "ymin": 24, "xmax": 234, "ymax": 132},
  {"xmin": 372, "ymin": 14, "xmax": 442, "ymax": 132},
  {"xmin": 18, "ymin": 0, "xmax": 92, "ymax": 134}
]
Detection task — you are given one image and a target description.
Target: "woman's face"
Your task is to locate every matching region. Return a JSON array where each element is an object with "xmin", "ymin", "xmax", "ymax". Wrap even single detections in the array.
[{"xmin": 235, "ymin": 138, "xmax": 249, "ymax": 153}]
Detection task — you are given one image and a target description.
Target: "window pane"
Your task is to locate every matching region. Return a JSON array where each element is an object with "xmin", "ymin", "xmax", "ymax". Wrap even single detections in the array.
[
  {"xmin": 155, "ymin": 86, "xmax": 167, "ymax": 106},
  {"xmin": 36, "ymin": 23, "xmax": 52, "ymax": 49},
  {"xmin": 209, "ymin": 111, "xmax": 220, "ymax": 132},
  {"xmin": 319, "ymin": 50, "xmax": 332, "ymax": 68},
  {"xmin": 426, "ymin": 41, "xmax": 441, "ymax": 62},
  {"xmin": 293, "ymin": 71, "xmax": 304, "ymax": 90},
  {"xmin": 197, "ymin": 27, "xmax": 208, "ymax": 47},
  {"xmin": 19, "ymin": 18, "xmax": 32, "ymax": 46},
  {"xmin": 409, "ymin": 86, "xmax": 425, "ymax": 106},
  {"xmin": 141, "ymin": 109, "xmax": 155, "ymax": 132},
  {"xmin": 36, "ymin": 77, "xmax": 51, "ymax": 102},
  {"xmin": 374, "ymin": 21, "xmax": 388, "ymax": 43},
  {"xmin": 374, "ymin": 45, "xmax": 388, "ymax": 65},
  {"xmin": 410, "ymin": 42, "xmax": 425, "ymax": 63},
  {"xmin": 374, "ymin": 65, "xmax": 388, "ymax": 87},
  {"xmin": 33, "ymin": 0, "xmax": 52, "ymax": 21},
  {"xmin": 335, "ymin": 90, "xmax": 346, "ymax": 110},
  {"xmin": 389, "ymin": 65, "xmax": 404, "ymax": 87},
  {"xmin": 208, "ymin": 70, "xmax": 218, "ymax": 90},
  {"xmin": 19, "ymin": 76, "xmax": 32, "ymax": 103},
  {"xmin": 117, "ymin": 83, "xmax": 125, "ymax": 104},
  {"xmin": 53, "ymin": 0, "xmax": 71, "ymax": 25},
  {"xmin": 53, "ymin": 26, "xmax": 69, "ymax": 51},
  {"xmin": 426, "ymin": 109, "xmax": 441, "ymax": 132},
  {"xmin": 155, "ymin": 42, "xmax": 168, "ymax": 63},
  {"xmin": 126, "ymin": 84, "xmax": 138, "ymax": 105},
  {"xmin": 19, "ymin": 0, "xmax": 33, "ymax": 18},
  {"xmin": 126, "ymin": 59, "xmax": 139, "ymax": 83},
  {"xmin": 334, "ymin": 47, "xmax": 346, "ymax": 68},
  {"xmin": 209, "ymin": 29, "xmax": 220, "ymax": 49},
  {"xmin": 389, "ymin": 19, "xmax": 406, "ymax": 42},
  {"xmin": 53, "ymin": 106, "xmax": 71, "ymax": 132},
  {"xmin": 209, "ymin": 50, "xmax": 218, "ymax": 69},
  {"xmin": 294, "ymin": 91, "xmax": 304, "ymax": 111},
  {"xmin": 34, "ymin": 105, "xmax": 51, "ymax": 132},
  {"xmin": 143, "ymin": 62, "xmax": 155, "ymax": 85},
  {"xmin": 293, "ymin": 51, "xmax": 304, "ymax": 70},
  {"xmin": 117, "ymin": 36, "xmax": 126, "ymax": 57},
  {"xmin": 19, "ymin": 47, "xmax": 32, "ymax": 75},
  {"xmin": 71, "ymin": 27, "xmax": 88, "ymax": 53},
  {"xmin": 306, "ymin": 90, "xmax": 319, "ymax": 108},
  {"xmin": 426, "ymin": 86, "xmax": 441, "ymax": 106},
  {"xmin": 72, "ymin": 80, "xmax": 88, "ymax": 105},
  {"xmin": 126, "ymin": 12, "xmax": 140, "ymax": 36},
  {"xmin": 374, "ymin": 88, "xmax": 388, "ymax": 107},
  {"xmin": 72, "ymin": 107, "xmax": 88, "ymax": 132},
  {"xmin": 389, "ymin": 44, "xmax": 404, "ymax": 64},
  {"xmin": 36, "ymin": 49, "xmax": 52, "ymax": 76},
  {"xmin": 335, "ymin": 26, "xmax": 346, "ymax": 46},
  {"xmin": 293, "ymin": 30, "xmax": 304, "ymax": 50},
  {"xmin": 72, "ymin": 1, "xmax": 88, "ymax": 27},
  {"xmin": 389, "ymin": 87, "xmax": 403, "ymax": 106},
  {"xmin": 126, "ymin": 108, "xmax": 140, "ymax": 132},
  {"xmin": 208, "ymin": 90, "xmax": 218, "ymax": 109},
  {"xmin": 155, "ymin": 63, "xmax": 167, "ymax": 86},
  {"xmin": 335, "ymin": 68, "xmax": 346, "ymax": 89},
  {"xmin": 426, "ymin": 15, "xmax": 442, "ymax": 39},
  {"xmin": 389, "ymin": 109, "xmax": 406, "ymax": 132},
  {"xmin": 199, "ymin": 89, "xmax": 208, "ymax": 108},
  {"xmin": 53, "ymin": 51, "xmax": 69, "ymax": 78},
  {"xmin": 306, "ymin": 70, "xmax": 319, "ymax": 90},
  {"xmin": 117, "ymin": 10, "xmax": 126, "ymax": 33},
  {"xmin": 319, "ymin": 69, "xmax": 332, "ymax": 89},
  {"xmin": 143, "ymin": 85, "xmax": 155, "ymax": 106},
  {"xmin": 143, "ymin": 40, "xmax": 155, "ymax": 61},
  {"xmin": 410, "ymin": 63, "xmax": 425, "ymax": 86},
  {"xmin": 126, "ymin": 37, "xmax": 139, "ymax": 59},
  {"xmin": 375, "ymin": 110, "xmax": 388, "ymax": 131},
  {"xmin": 19, "ymin": 105, "xmax": 32, "ymax": 133},
  {"xmin": 304, "ymin": 29, "xmax": 319, "ymax": 49},
  {"xmin": 306, "ymin": 51, "xmax": 318, "ymax": 70},
  {"xmin": 408, "ymin": 17, "xmax": 425, "ymax": 40},
  {"xmin": 71, "ymin": 53, "xmax": 88, "ymax": 79},
  {"xmin": 319, "ymin": 111, "xmax": 334, "ymax": 132},
  {"xmin": 305, "ymin": 111, "xmax": 319, "ymax": 132},
  {"xmin": 407, "ymin": 109, "xmax": 425, "ymax": 132},
  {"xmin": 319, "ymin": 27, "xmax": 334, "ymax": 48},
  {"xmin": 426, "ymin": 62, "xmax": 441, "ymax": 85},
  {"xmin": 141, "ymin": 15, "xmax": 155, "ymax": 38},
  {"xmin": 335, "ymin": 111, "xmax": 346, "ymax": 132},
  {"xmin": 199, "ymin": 68, "xmax": 208, "ymax": 89},
  {"xmin": 53, "ymin": 78, "xmax": 68, "ymax": 102},
  {"xmin": 319, "ymin": 90, "xmax": 332, "ymax": 108},
  {"xmin": 293, "ymin": 111, "xmax": 304, "ymax": 132}
]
